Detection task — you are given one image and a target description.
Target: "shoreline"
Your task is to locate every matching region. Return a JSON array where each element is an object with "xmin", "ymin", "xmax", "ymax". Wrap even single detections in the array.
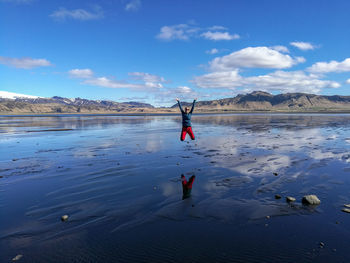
[{"xmin": 2, "ymin": 110, "xmax": 350, "ymax": 117}]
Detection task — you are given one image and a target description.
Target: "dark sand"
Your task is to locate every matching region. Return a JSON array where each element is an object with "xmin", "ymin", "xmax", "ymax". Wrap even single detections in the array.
[{"xmin": 1, "ymin": 114, "xmax": 350, "ymax": 262}]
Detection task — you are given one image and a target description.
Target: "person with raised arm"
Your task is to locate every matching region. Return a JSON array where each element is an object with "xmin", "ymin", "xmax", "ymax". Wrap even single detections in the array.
[{"xmin": 176, "ymin": 98, "xmax": 197, "ymax": 141}]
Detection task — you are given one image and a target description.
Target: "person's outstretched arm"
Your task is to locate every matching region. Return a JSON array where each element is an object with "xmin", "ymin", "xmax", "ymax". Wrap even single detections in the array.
[
  {"xmin": 176, "ymin": 98, "xmax": 184, "ymax": 113},
  {"xmin": 190, "ymin": 98, "xmax": 197, "ymax": 113}
]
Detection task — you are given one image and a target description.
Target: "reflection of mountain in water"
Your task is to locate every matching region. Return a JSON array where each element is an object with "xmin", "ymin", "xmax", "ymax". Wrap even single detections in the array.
[{"xmin": 193, "ymin": 114, "xmax": 350, "ymax": 131}]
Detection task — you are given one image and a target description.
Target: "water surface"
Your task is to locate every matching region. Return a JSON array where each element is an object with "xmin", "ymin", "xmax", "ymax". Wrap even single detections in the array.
[{"xmin": 1, "ymin": 114, "xmax": 350, "ymax": 262}]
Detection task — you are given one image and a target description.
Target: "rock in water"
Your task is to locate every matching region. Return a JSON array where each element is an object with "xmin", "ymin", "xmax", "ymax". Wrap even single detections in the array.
[
  {"xmin": 302, "ymin": 195, "xmax": 321, "ymax": 205},
  {"xmin": 344, "ymin": 204, "xmax": 350, "ymax": 208},
  {"xmin": 61, "ymin": 215, "xmax": 69, "ymax": 221},
  {"xmin": 342, "ymin": 208, "xmax": 350, "ymax": 213},
  {"xmin": 275, "ymin": 194, "xmax": 282, "ymax": 199},
  {"xmin": 286, "ymin": 196, "xmax": 296, "ymax": 202},
  {"xmin": 12, "ymin": 255, "xmax": 23, "ymax": 261}
]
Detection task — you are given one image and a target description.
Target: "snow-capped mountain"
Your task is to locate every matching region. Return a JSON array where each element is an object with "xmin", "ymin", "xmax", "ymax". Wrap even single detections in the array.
[{"xmin": 0, "ymin": 91, "xmax": 41, "ymax": 100}]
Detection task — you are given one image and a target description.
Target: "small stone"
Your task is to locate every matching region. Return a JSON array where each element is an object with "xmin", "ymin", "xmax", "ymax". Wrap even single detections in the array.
[
  {"xmin": 342, "ymin": 208, "xmax": 350, "ymax": 213},
  {"xmin": 12, "ymin": 254, "xmax": 23, "ymax": 261},
  {"xmin": 286, "ymin": 196, "xmax": 296, "ymax": 202},
  {"xmin": 275, "ymin": 194, "xmax": 282, "ymax": 199},
  {"xmin": 61, "ymin": 215, "xmax": 69, "ymax": 221},
  {"xmin": 319, "ymin": 242, "xmax": 325, "ymax": 248},
  {"xmin": 273, "ymin": 172, "xmax": 278, "ymax": 176},
  {"xmin": 302, "ymin": 195, "xmax": 321, "ymax": 205},
  {"xmin": 12, "ymin": 159, "xmax": 18, "ymax": 162},
  {"xmin": 266, "ymin": 216, "xmax": 270, "ymax": 219},
  {"xmin": 344, "ymin": 204, "xmax": 350, "ymax": 208}
]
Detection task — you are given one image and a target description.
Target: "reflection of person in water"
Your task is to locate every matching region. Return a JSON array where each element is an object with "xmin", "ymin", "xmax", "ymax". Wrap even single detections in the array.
[
  {"xmin": 176, "ymin": 98, "xmax": 197, "ymax": 141},
  {"xmin": 181, "ymin": 174, "xmax": 195, "ymax": 200}
]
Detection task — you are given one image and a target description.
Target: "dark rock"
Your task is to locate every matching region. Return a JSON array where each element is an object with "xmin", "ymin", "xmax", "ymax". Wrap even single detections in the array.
[
  {"xmin": 275, "ymin": 194, "xmax": 282, "ymax": 199},
  {"xmin": 342, "ymin": 208, "xmax": 350, "ymax": 213},
  {"xmin": 286, "ymin": 196, "xmax": 296, "ymax": 202}
]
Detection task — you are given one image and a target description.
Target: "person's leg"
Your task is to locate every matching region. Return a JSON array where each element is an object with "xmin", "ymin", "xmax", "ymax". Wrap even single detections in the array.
[
  {"xmin": 187, "ymin": 126, "xmax": 195, "ymax": 140},
  {"xmin": 187, "ymin": 175, "xmax": 195, "ymax": 188},
  {"xmin": 180, "ymin": 127, "xmax": 187, "ymax": 141}
]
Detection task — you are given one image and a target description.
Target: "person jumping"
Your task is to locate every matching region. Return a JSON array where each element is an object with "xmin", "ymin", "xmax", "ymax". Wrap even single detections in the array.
[{"xmin": 176, "ymin": 98, "xmax": 197, "ymax": 141}]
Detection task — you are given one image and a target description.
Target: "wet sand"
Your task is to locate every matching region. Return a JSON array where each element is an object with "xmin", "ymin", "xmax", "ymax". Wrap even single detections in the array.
[{"xmin": 1, "ymin": 114, "xmax": 350, "ymax": 262}]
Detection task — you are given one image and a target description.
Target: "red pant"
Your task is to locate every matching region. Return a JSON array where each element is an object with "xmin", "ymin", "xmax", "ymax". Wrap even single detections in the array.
[{"xmin": 181, "ymin": 126, "xmax": 195, "ymax": 141}]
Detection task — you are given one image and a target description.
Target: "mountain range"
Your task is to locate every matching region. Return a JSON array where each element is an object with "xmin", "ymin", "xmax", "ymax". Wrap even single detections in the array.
[{"xmin": 2, "ymin": 91, "xmax": 350, "ymax": 114}]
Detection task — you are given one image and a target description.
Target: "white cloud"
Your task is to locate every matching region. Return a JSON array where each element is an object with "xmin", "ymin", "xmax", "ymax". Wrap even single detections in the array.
[
  {"xmin": 192, "ymin": 70, "xmax": 340, "ymax": 93},
  {"xmin": 206, "ymin": 48, "xmax": 219, "ymax": 55},
  {"xmin": 270, "ymin": 45, "xmax": 289, "ymax": 53},
  {"xmin": 69, "ymin": 68, "xmax": 165, "ymax": 91},
  {"xmin": 290, "ymin": 41, "xmax": 316, "ymax": 51},
  {"xmin": 0, "ymin": 56, "xmax": 52, "ymax": 69},
  {"xmin": 156, "ymin": 24, "xmax": 197, "ymax": 41},
  {"xmin": 201, "ymin": 31, "xmax": 240, "ymax": 41},
  {"xmin": 83, "ymin": 77, "xmax": 143, "ymax": 89},
  {"xmin": 156, "ymin": 23, "xmax": 239, "ymax": 42},
  {"xmin": 125, "ymin": 0, "xmax": 141, "ymax": 11},
  {"xmin": 346, "ymin": 78, "xmax": 350, "ymax": 84},
  {"xmin": 209, "ymin": 46, "xmax": 305, "ymax": 71},
  {"xmin": 50, "ymin": 6, "xmax": 103, "ymax": 21},
  {"xmin": 176, "ymin": 86, "xmax": 192, "ymax": 94},
  {"xmin": 128, "ymin": 72, "xmax": 166, "ymax": 83},
  {"xmin": 192, "ymin": 70, "xmax": 242, "ymax": 89},
  {"xmin": 69, "ymin": 69, "xmax": 94, "ymax": 78},
  {"xmin": 308, "ymin": 58, "xmax": 350, "ymax": 73},
  {"xmin": 208, "ymin": 25, "xmax": 227, "ymax": 31}
]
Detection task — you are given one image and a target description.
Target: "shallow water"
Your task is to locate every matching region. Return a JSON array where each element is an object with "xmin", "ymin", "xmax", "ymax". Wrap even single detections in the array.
[{"xmin": 1, "ymin": 114, "xmax": 350, "ymax": 263}]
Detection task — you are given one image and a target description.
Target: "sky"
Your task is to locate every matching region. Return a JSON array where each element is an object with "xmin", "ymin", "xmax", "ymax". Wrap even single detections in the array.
[{"xmin": 1, "ymin": 0, "xmax": 350, "ymax": 106}]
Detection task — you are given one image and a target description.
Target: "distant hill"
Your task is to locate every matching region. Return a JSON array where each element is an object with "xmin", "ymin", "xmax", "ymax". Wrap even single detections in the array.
[
  {"xmin": 2, "ymin": 91, "xmax": 350, "ymax": 114},
  {"xmin": 0, "ymin": 94, "xmax": 155, "ymax": 114},
  {"xmin": 172, "ymin": 91, "xmax": 350, "ymax": 112}
]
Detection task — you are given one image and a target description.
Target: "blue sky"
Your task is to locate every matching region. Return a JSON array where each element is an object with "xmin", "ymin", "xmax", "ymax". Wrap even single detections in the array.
[{"xmin": 1, "ymin": 0, "xmax": 350, "ymax": 106}]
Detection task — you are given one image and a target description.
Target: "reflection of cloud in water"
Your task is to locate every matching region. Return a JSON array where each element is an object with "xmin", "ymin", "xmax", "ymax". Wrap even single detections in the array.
[{"xmin": 161, "ymin": 182, "xmax": 178, "ymax": 197}]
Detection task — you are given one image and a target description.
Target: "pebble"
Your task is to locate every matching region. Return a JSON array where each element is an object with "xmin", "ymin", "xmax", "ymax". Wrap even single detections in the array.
[
  {"xmin": 266, "ymin": 216, "xmax": 270, "ymax": 219},
  {"xmin": 319, "ymin": 242, "xmax": 325, "ymax": 248},
  {"xmin": 274, "ymin": 194, "xmax": 282, "ymax": 199},
  {"xmin": 61, "ymin": 215, "xmax": 69, "ymax": 221},
  {"xmin": 302, "ymin": 195, "xmax": 321, "ymax": 205},
  {"xmin": 341, "ymin": 208, "xmax": 350, "ymax": 213},
  {"xmin": 12, "ymin": 255, "xmax": 23, "ymax": 261},
  {"xmin": 273, "ymin": 172, "xmax": 278, "ymax": 176},
  {"xmin": 344, "ymin": 204, "xmax": 350, "ymax": 208},
  {"xmin": 286, "ymin": 196, "xmax": 296, "ymax": 202}
]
